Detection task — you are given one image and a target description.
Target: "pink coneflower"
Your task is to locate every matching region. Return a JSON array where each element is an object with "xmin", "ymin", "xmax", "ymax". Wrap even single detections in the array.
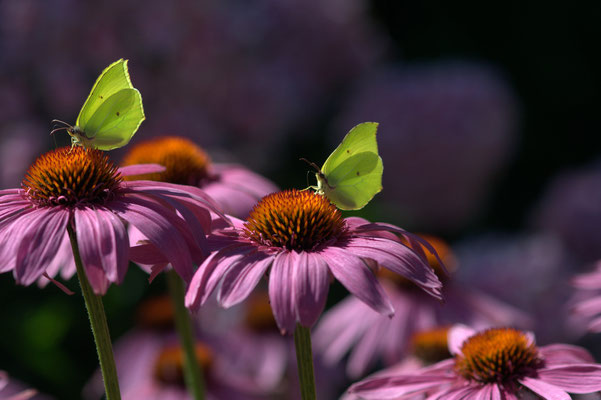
[
  {"xmin": 571, "ymin": 260, "xmax": 601, "ymax": 333},
  {"xmin": 314, "ymin": 235, "xmax": 530, "ymax": 377},
  {"xmin": 0, "ymin": 146, "xmax": 223, "ymax": 294},
  {"xmin": 348, "ymin": 325, "xmax": 601, "ymax": 399},
  {"xmin": 185, "ymin": 189, "xmax": 443, "ymax": 334},
  {"xmin": 121, "ymin": 136, "xmax": 278, "ymax": 219},
  {"xmin": 85, "ymin": 296, "xmax": 270, "ymax": 400}
]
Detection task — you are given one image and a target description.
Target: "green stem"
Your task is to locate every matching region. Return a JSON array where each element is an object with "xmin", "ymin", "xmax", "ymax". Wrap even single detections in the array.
[
  {"xmin": 294, "ymin": 324, "xmax": 317, "ymax": 400},
  {"xmin": 67, "ymin": 225, "xmax": 121, "ymax": 400},
  {"xmin": 166, "ymin": 269, "xmax": 206, "ymax": 400}
]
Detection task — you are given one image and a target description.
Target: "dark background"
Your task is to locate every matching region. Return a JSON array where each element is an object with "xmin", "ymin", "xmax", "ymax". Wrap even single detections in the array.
[{"xmin": 1, "ymin": 0, "xmax": 600, "ymax": 398}]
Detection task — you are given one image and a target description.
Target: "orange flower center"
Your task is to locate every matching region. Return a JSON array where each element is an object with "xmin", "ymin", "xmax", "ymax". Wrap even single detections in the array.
[
  {"xmin": 154, "ymin": 342, "xmax": 213, "ymax": 386},
  {"xmin": 243, "ymin": 190, "xmax": 347, "ymax": 251},
  {"xmin": 21, "ymin": 147, "xmax": 122, "ymax": 206},
  {"xmin": 121, "ymin": 136, "xmax": 211, "ymax": 185},
  {"xmin": 243, "ymin": 292, "xmax": 278, "ymax": 333},
  {"xmin": 454, "ymin": 328, "xmax": 542, "ymax": 384},
  {"xmin": 410, "ymin": 326, "xmax": 451, "ymax": 364}
]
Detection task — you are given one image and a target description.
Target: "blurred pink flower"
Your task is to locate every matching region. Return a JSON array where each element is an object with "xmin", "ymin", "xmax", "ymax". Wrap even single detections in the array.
[
  {"xmin": 532, "ymin": 158, "xmax": 601, "ymax": 264},
  {"xmin": 121, "ymin": 136, "xmax": 278, "ymax": 219},
  {"xmin": 334, "ymin": 62, "xmax": 519, "ymax": 231},
  {"xmin": 186, "ymin": 191, "xmax": 442, "ymax": 335},
  {"xmin": 348, "ymin": 325, "xmax": 601, "ymax": 399},
  {"xmin": 0, "ymin": 370, "xmax": 39, "ymax": 400},
  {"xmin": 314, "ymin": 236, "xmax": 531, "ymax": 377},
  {"xmin": 0, "ymin": 147, "xmax": 224, "ymax": 294},
  {"xmin": 454, "ymin": 233, "xmax": 577, "ymax": 343}
]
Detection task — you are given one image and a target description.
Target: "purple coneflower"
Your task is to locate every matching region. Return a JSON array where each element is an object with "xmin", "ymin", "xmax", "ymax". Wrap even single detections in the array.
[
  {"xmin": 121, "ymin": 136, "xmax": 278, "ymax": 219},
  {"xmin": 314, "ymin": 235, "xmax": 530, "ymax": 377},
  {"xmin": 349, "ymin": 325, "xmax": 601, "ymax": 399},
  {"xmin": 0, "ymin": 146, "xmax": 223, "ymax": 293},
  {"xmin": 185, "ymin": 189, "xmax": 443, "ymax": 334}
]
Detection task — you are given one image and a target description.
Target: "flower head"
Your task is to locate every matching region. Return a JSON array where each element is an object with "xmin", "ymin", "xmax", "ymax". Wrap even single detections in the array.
[
  {"xmin": 121, "ymin": 136, "xmax": 278, "ymax": 218},
  {"xmin": 313, "ymin": 235, "xmax": 530, "ymax": 377},
  {"xmin": 186, "ymin": 189, "xmax": 442, "ymax": 334},
  {"xmin": 0, "ymin": 147, "xmax": 224, "ymax": 294},
  {"xmin": 349, "ymin": 325, "xmax": 601, "ymax": 399}
]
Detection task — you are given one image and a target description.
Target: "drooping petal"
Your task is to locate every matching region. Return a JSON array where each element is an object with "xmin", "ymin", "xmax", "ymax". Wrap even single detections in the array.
[
  {"xmin": 321, "ymin": 246, "xmax": 394, "ymax": 317},
  {"xmin": 14, "ymin": 208, "xmax": 69, "ymax": 285},
  {"xmin": 269, "ymin": 251, "xmax": 298, "ymax": 334},
  {"xmin": 218, "ymin": 252, "xmax": 272, "ymax": 308},
  {"xmin": 75, "ymin": 208, "xmax": 110, "ymax": 295},
  {"xmin": 518, "ymin": 376, "xmax": 570, "ymax": 400},
  {"xmin": 111, "ymin": 198, "xmax": 196, "ymax": 282},
  {"xmin": 534, "ymin": 364, "xmax": 601, "ymax": 393},
  {"xmin": 345, "ymin": 236, "xmax": 442, "ymax": 299},
  {"xmin": 185, "ymin": 243, "xmax": 255, "ymax": 310},
  {"xmin": 294, "ymin": 252, "xmax": 330, "ymax": 328}
]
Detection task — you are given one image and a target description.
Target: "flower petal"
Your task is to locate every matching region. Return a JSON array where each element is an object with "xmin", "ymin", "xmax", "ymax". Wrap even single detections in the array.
[
  {"xmin": 269, "ymin": 251, "xmax": 298, "ymax": 334},
  {"xmin": 118, "ymin": 164, "xmax": 165, "ymax": 176},
  {"xmin": 539, "ymin": 344, "xmax": 595, "ymax": 364},
  {"xmin": 448, "ymin": 324, "xmax": 476, "ymax": 355},
  {"xmin": 344, "ymin": 236, "xmax": 442, "ymax": 299},
  {"xmin": 218, "ymin": 252, "xmax": 272, "ymax": 308},
  {"xmin": 518, "ymin": 376, "xmax": 570, "ymax": 400},
  {"xmin": 321, "ymin": 246, "xmax": 394, "ymax": 317},
  {"xmin": 14, "ymin": 208, "xmax": 69, "ymax": 285},
  {"xmin": 294, "ymin": 252, "xmax": 330, "ymax": 328},
  {"xmin": 534, "ymin": 364, "xmax": 601, "ymax": 393}
]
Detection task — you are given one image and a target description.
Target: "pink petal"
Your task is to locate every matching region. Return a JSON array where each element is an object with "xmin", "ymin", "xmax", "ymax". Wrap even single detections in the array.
[
  {"xmin": 74, "ymin": 210, "xmax": 113, "ymax": 294},
  {"xmin": 539, "ymin": 344, "xmax": 595, "ymax": 364},
  {"xmin": 448, "ymin": 324, "xmax": 476, "ymax": 355},
  {"xmin": 535, "ymin": 364, "xmax": 601, "ymax": 393},
  {"xmin": 518, "ymin": 376, "xmax": 570, "ymax": 400},
  {"xmin": 345, "ymin": 236, "xmax": 442, "ymax": 299},
  {"xmin": 118, "ymin": 164, "xmax": 166, "ymax": 177},
  {"xmin": 269, "ymin": 252, "xmax": 298, "ymax": 334},
  {"xmin": 572, "ymin": 296, "xmax": 601, "ymax": 317},
  {"xmin": 218, "ymin": 252, "xmax": 272, "ymax": 307},
  {"xmin": 321, "ymin": 246, "xmax": 394, "ymax": 317},
  {"xmin": 294, "ymin": 252, "xmax": 330, "ymax": 328},
  {"xmin": 14, "ymin": 208, "xmax": 69, "ymax": 285},
  {"xmin": 111, "ymin": 198, "xmax": 196, "ymax": 282}
]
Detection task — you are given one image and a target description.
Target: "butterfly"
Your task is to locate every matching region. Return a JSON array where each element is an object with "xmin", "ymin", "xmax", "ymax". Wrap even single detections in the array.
[
  {"xmin": 304, "ymin": 122, "xmax": 383, "ymax": 210},
  {"xmin": 51, "ymin": 59, "xmax": 145, "ymax": 150}
]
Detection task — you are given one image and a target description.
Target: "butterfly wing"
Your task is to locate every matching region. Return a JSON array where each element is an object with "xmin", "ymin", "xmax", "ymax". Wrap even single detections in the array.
[
  {"xmin": 78, "ymin": 88, "xmax": 145, "ymax": 150},
  {"xmin": 319, "ymin": 122, "xmax": 383, "ymax": 210},
  {"xmin": 76, "ymin": 59, "xmax": 134, "ymax": 129}
]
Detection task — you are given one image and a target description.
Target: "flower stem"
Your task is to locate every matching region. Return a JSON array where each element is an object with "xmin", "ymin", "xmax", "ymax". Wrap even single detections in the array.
[
  {"xmin": 166, "ymin": 269, "xmax": 206, "ymax": 400},
  {"xmin": 67, "ymin": 225, "xmax": 121, "ymax": 400},
  {"xmin": 294, "ymin": 324, "xmax": 317, "ymax": 400}
]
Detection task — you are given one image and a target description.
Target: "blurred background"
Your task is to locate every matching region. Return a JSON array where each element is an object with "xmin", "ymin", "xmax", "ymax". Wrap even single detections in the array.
[{"xmin": 0, "ymin": 0, "xmax": 600, "ymax": 398}]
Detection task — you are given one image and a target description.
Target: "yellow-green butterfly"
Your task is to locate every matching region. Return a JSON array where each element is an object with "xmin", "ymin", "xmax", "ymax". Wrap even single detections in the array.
[
  {"xmin": 51, "ymin": 59, "xmax": 145, "ymax": 150},
  {"xmin": 305, "ymin": 122, "xmax": 383, "ymax": 210}
]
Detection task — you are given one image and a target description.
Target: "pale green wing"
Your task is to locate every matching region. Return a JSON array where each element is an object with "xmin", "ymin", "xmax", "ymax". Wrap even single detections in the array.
[
  {"xmin": 79, "ymin": 88, "xmax": 145, "ymax": 150},
  {"xmin": 319, "ymin": 122, "xmax": 382, "ymax": 210},
  {"xmin": 321, "ymin": 151, "xmax": 383, "ymax": 210},
  {"xmin": 321, "ymin": 122, "xmax": 379, "ymax": 176},
  {"xmin": 76, "ymin": 59, "xmax": 134, "ymax": 128}
]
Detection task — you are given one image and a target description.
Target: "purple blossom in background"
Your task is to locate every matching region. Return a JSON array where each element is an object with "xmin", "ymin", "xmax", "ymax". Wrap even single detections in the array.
[
  {"xmin": 0, "ymin": 370, "xmax": 49, "ymax": 400},
  {"xmin": 454, "ymin": 233, "xmax": 578, "ymax": 343},
  {"xmin": 0, "ymin": 0, "xmax": 384, "ymax": 169},
  {"xmin": 532, "ymin": 158, "xmax": 601, "ymax": 264},
  {"xmin": 570, "ymin": 261, "xmax": 601, "ymax": 333},
  {"xmin": 314, "ymin": 236, "xmax": 531, "ymax": 377},
  {"xmin": 334, "ymin": 62, "xmax": 519, "ymax": 231}
]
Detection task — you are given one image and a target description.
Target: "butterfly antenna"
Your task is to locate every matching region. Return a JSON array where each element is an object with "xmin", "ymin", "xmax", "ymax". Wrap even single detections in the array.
[
  {"xmin": 50, "ymin": 127, "xmax": 70, "ymax": 136},
  {"xmin": 299, "ymin": 158, "xmax": 321, "ymax": 173}
]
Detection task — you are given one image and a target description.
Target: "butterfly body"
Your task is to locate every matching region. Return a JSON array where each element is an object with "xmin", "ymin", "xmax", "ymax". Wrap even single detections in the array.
[
  {"xmin": 54, "ymin": 59, "xmax": 145, "ymax": 151},
  {"xmin": 313, "ymin": 122, "xmax": 383, "ymax": 210}
]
